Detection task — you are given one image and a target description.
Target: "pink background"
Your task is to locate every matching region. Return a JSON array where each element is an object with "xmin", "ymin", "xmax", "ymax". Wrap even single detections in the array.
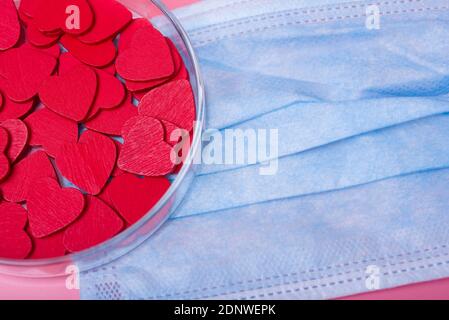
[{"xmin": 167, "ymin": 0, "xmax": 449, "ymax": 300}]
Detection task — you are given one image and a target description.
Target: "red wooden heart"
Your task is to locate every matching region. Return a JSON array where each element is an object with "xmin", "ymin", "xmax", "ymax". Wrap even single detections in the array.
[
  {"xmin": 0, "ymin": 150, "xmax": 56, "ymax": 203},
  {"xmin": 0, "ymin": 119, "xmax": 28, "ymax": 163},
  {"xmin": 59, "ymin": 52, "xmax": 114, "ymax": 75},
  {"xmin": 138, "ymin": 80, "xmax": 195, "ymax": 131},
  {"xmin": 26, "ymin": 22, "xmax": 61, "ymax": 48},
  {"xmin": 61, "ymin": 35, "xmax": 117, "ymax": 68},
  {"xmin": 23, "ymin": 41, "xmax": 61, "ymax": 59},
  {"xmin": 0, "ymin": 202, "xmax": 32, "ymax": 259},
  {"xmin": 78, "ymin": 0, "xmax": 132, "ymax": 44},
  {"xmin": 118, "ymin": 116, "xmax": 175, "ymax": 176},
  {"xmin": 56, "ymin": 130, "xmax": 116, "ymax": 195},
  {"xmin": 124, "ymin": 39, "xmax": 184, "ymax": 92},
  {"xmin": 116, "ymin": 26, "xmax": 174, "ymax": 81},
  {"xmin": 25, "ymin": 107, "xmax": 78, "ymax": 157},
  {"xmin": 0, "ymin": 0, "xmax": 21, "ymax": 51},
  {"xmin": 28, "ymin": 177, "xmax": 85, "ymax": 238},
  {"xmin": 28, "ymin": 229, "xmax": 66, "ymax": 259},
  {"xmin": 0, "ymin": 47, "xmax": 57, "ymax": 102},
  {"xmin": 0, "ymin": 93, "xmax": 34, "ymax": 121},
  {"xmin": 39, "ymin": 64, "xmax": 97, "ymax": 121},
  {"xmin": 104, "ymin": 173, "xmax": 170, "ymax": 225},
  {"xmin": 63, "ymin": 195, "xmax": 124, "ymax": 252},
  {"xmin": 85, "ymin": 96, "xmax": 137, "ymax": 136},
  {"xmin": 33, "ymin": 0, "xmax": 94, "ymax": 35},
  {"xmin": 118, "ymin": 18, "xmax": 153, "ymax": 53},
  {"xmin": 0, "ymin": 127, "xmax": 10, "ymax": 181}
]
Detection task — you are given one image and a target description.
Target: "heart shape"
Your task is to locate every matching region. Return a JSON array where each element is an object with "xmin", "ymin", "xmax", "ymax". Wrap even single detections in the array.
[
  {"xmin": 0, "ymin": 0, "xmax": 20, "ymax": 51},
  {"xmin": 0, "ymin": 202, "xmax": 32, "ymax": 259},
  {"xmin": 0, "ymin": 92, "xmax": 34, "ymax": 121},
  {"xmin": 138, "ymin": 80, "xmax": 195, "ymax": 131},
  {"xmin": 77, "ymin": 0, "xmax": 132, "ymax": 44},
  {"xmin": 103, "ymin": 173, "xmax": 170, "ymax": 225},
  {"xmin": 39, "ymin": 64, "xmax": 97, "ymax": 121},
  {"xmin": 28, "ymin": 229, "xmax": 66, "ymax": 259},
  {"xmin": 118, "ymin": 18, "xmax": 153, "ymax": 53},
  {"xmin": 59, "ymin": 52, "xmax": 124, "ymax": 112},
  {"xmin": 63, "ymin": 195, "xmax": 124, "ymax": 252},
  {"xmin": 85, "ymin": 96, "xmax": 137, "ymax": 136},
  {"xmin": 25, "ymin": 107, "xmax": 78, "ymax": 157},
  {"xmin": 60, "ymin": 35, "xmax": 117, "ymax": 68},
  {"xmin": 0, "ymin": 127, "xmax": 10, "ymax": 181},
  {"xmin": 125, "ymin": 39, "xmax": 184, "ymax": 92},
  {"xmin": 28, "ymin": 177, "xmax": 85, "ymax": 238},
  {"xmin": 0, "ymin": 47, "xmax": 57, "ymax": 102},
  {"xmin": 0, "ymin": 150, "xmax": 56, "ymax": 203},
  {"xmin": 118, "ymin": 116, "xmax": 175, "ymax": 176},
  {"xmin": 56, "ymin": 130, "xmax": 116, "ymax": 195},
  {"xmin": 116, "ymin": 26, "xmax": 174, "ymax": 81},
  {"xmin": 26, "ymin": 22, "xmax": 61, "ymax": 48},
  {"xmin": 0, "ymin": 119, "xmax": 28, "ymax": 163},
  {"xmin": 33, "ymin": 0, "xmax": 94, "ymax": 35}
]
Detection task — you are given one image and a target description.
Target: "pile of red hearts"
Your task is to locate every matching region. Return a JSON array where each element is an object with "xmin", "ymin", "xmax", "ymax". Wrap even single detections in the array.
[{"xmin": 0, "ymin": 0, "xmax": 195, "ymax": 259}]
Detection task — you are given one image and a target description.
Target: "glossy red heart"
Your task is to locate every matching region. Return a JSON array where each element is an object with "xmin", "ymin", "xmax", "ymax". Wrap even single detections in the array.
[
  {"xmin": 56, "ymin": 130, "xmax": 116, "ymax": 195},
  {"xmin": 0, "ymin": 202, "xmax": 32, "ymax": 259},
  {"xmin": 25, "ymin": 107, "xmax": 78, "ymax": 157},
  {"xmin": 116, "ymin": 26, "xmax": 174, "ymax": 81},
  {"xmin": 0, "ymin": 0, "xmax": 21, "ymax": 51},
  {"xmin": 139, "ymin": 80, "xmax": 195, "ymax": 131},
  {"xmin": 63, "ymin": 195, "xmax": 124, "ymax": 252},
  {"xmin": 118, "ymin": 116, "xmax": 175, "ymax": 176},
  {"xmin": 0, "ymin": 150, "xmax": 56, "ymax": 203},
  {"xmin": 28, "ymin": 177, "xmax": 85, "ymax": 238},
  {"xmin": 0, "ymin": 119, "xmax": 28, "ymax": 163},
  {"xmin": 85, "ymin": 96, "xmax": 138, "ymax": 136},
  {"xmin": 78, "ymin": 0, "xmax": 132, "ymax": 44},
  {"xmin": 28, "ymin": 229, "xmax": 66, "ymax": 259},
  {"xmin": 39, "ymin": 64, "xmax": 97, "ymax": 121},
  {"xmin": 104, "ymin": 173, "xmax": 170, "ymax": 225},
  {"xmin": 61, "ymin": 35, "xmax": 117, "ymax": 68},
  {"xmin": 0, "ymin": 47, "xmax": 57, "ymax": 102},
  {"xmin": 0, "ymin": 127, "xmax": 10, "ymax": 181},
  {"xmin": 33, "ymin": 0, "xmax": 94, "ymax": 35}
]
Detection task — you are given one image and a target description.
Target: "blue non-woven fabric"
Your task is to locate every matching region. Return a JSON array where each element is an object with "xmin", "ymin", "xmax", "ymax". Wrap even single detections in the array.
[{"xmin": 80, "ymin": 0, "xmax": 449, "ymax": 299}]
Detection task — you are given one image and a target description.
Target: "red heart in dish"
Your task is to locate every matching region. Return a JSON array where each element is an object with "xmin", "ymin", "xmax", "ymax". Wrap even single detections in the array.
[
  {"xmin": 33, "ymin": 0, "xmax": 94, "ymax": 35},
  {"xmin": 0, "ymin": 127, "xmax": 10, "ymax": 181},
  {"xmin": 116, "ymin": 26, "xmax": 174, "ymax": 81},
  {"xmin": 0, "ymin": 0, "xmax": 21, "ymax": 51},
  {"xmin": 118, "ymin": 18, "xmax": 153, "ymax": 53},
  {"xmin": 61, "ymin": 35, "xmax": 117, "ymax": 68},
  {"xmin": 39, "ymin": 64, "xmax": 97, "ymax": 121},
  {"xmin": 0, "ymin": 93, "xmax": 34, "ymax": 121},
  {"xmin": 0, "ymin": 150, "xmax": 56, "ymax": 203},
  {"xmin": 0, "ymin": 202, "xmax": 32, "ymax": 259},
  {"xmin": 28, "ymin": 177, "xmax": 85, "ymax": 238},
  {"xmin": 104, "ymin": 173, "xmax": 170, "ymax": 225},
  {"xmin": 77, "ymin": 0, "xmax": 132, "ymax": 44},
  {"xmin": 139, "ymin": 80, "xmax": 195, "ymax": 132},
  {"xmin": 28, "ymin": 229, "xmax": 66, "ymax": 259},
  {"xmin": 85, "ymin": 96, "xmax": 137, "ymax": 136},
  {"xmin": 0, "ymin": 119, "xmax": 28, "ymax": 163},
  {"xmin": 26, "ymin": 22, "xmax": 61, "ymax": 48},
  {"xmin": 118, "ymin": 116, "xmax": 175, "ymax": 176},
  {"xmin": 25, "ymin": 107, "xmax": 78, "ymax": 157},
  {"xmin": 63, "ymin": 195, "xmax": 124, "ymax": 252},
  {"xmin": 56, "ymin": 130, "xmax": 116, "ymax": 195},
  {"xmin": 0, "ymin": 47, "xmax": 57, "ymax": 102}
]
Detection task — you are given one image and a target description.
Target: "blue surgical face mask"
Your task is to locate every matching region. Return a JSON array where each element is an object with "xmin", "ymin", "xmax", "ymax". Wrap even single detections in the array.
[{"xmin": 80, "ymin": 0, "xmax": 449, "ymax": 300}]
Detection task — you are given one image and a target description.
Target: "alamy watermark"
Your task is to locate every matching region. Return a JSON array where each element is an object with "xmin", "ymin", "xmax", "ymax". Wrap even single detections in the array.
[{"xmin": 170, "ymin": 124, "xmax": 280, "ymax": 176}]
